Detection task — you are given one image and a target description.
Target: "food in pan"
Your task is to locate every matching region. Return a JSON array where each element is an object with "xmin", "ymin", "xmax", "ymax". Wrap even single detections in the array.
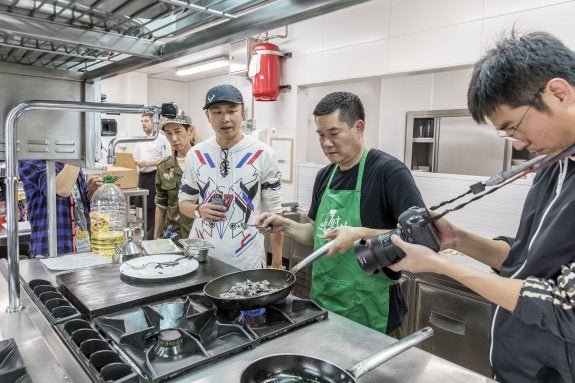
[{"xmin": 219, "ymin": 279, "xmax": 277, "ymax": 299}]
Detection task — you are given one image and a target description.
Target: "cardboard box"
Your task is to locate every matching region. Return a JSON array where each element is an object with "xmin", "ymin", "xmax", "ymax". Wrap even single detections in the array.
[{"xmin": 102, "ymin": 152, "xmax": 138, "ymax": 189}]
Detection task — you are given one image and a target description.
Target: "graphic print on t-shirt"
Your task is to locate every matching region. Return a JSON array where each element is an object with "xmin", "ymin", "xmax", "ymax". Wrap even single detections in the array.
[{"xmin": 193, "ymin": 149, "xmax": 264, "ymax": 257}]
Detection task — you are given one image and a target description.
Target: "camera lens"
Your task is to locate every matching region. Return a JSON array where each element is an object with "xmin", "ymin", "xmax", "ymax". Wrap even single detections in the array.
[
  {"xmin": 355, "ymin": 229, "xmax": 405, "ymax": 274},
  {"xmin": 355, "ymin": 207, "xmax": 440, "ymax": 275}
]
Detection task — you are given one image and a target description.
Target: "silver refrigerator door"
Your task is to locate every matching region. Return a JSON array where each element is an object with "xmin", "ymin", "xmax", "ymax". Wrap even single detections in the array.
[{"xmin": 436, "ymin": 116, "xmax": 507, "ymax": 176}]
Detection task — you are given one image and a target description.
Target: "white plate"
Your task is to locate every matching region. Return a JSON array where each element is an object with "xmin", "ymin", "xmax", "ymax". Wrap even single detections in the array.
[{"xmin": 120, "ymin": 254, "xmax": 199, "ymax": 281}]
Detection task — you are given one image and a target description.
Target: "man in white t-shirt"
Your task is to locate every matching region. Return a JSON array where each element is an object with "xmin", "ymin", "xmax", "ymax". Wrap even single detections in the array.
[
  {"xmin": 134, "ymin": 112, "xmax": 171, "ymax": 239},
  {"xmin": 179, "ymin": 84, "xmax": 284, "ymax": 270}
]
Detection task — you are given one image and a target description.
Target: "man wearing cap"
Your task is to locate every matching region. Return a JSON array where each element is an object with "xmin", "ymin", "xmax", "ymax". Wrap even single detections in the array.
[
  {"xmin": 134, "ymin": 112, "xmax": 171, "ymax": 239},
  {"xmin": 154, "ymin": 111, "xmax": 196, "ymax": 241},
  {"xmin": 179, "ymin": 84, "xmax": 284, "ymax": 270}
]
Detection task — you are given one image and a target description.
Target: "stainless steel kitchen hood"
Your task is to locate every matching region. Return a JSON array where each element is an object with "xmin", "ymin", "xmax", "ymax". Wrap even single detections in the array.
[{"xmin": 0, "ymin": 0, "xmax": 370, "ymax": 81}]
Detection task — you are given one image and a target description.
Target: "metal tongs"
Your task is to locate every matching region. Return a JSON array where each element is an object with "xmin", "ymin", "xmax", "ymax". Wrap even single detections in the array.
[{"xmin": 239, "ymin": 222, "xmax": 273, "ymax": 230}]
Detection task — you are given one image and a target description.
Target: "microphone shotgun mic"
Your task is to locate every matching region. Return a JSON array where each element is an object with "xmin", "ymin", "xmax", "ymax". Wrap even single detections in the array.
[{"xmin": 484, "ymin": 154, "xmax": 547, "ymax": 187}]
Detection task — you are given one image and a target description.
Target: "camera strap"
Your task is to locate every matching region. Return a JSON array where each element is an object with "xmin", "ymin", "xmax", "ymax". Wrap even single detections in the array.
[{"xmin": 428, "ymin": 143, "xmax": 575, "ymax": 222}]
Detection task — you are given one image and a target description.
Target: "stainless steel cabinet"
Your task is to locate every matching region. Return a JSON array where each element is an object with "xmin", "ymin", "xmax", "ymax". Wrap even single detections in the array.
[
  {"xmin": 401, "ymin": 272, "xmax": 494, "ymax": 377},
  {"xmin": 264, "ymin": 235, "xmax": 312, "ymax": 298},
  {"xmin": 405, "ymin": 109, "xmax": 511, "ymax": 176}
]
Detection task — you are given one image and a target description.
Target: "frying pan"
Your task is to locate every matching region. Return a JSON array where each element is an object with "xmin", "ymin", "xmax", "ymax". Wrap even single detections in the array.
[
  {"xmin": 203, "ymin": 242, "xmax": 333, "ymax": 311},
  {"xmin": 240, "ymin": 326, "xmax": 433, "ymax": 383}
]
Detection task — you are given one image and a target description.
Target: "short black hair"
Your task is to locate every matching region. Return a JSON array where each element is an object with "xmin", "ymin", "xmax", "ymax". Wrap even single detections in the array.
[
  {"xmin": 313, "ymin": 91, "xmax": 365, "ymax": 127},
  {"xmin": 468, "ymin": 30, "xmax": 575, "ymax": 123}
]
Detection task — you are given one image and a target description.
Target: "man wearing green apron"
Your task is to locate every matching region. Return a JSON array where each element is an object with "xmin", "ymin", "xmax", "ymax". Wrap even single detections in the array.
[{"xmin": 257, "ymin": 92, "xmax": 425, "ymax": 333}]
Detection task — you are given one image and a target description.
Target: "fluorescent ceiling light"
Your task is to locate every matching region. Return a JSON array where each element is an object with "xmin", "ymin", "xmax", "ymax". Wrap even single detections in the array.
[{"xmin": 176, "ymin": 56, "xmax": 229, "ymax": 76}]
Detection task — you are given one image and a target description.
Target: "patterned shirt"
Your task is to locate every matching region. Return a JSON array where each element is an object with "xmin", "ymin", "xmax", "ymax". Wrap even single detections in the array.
[
  {"xmin": 19, "ymin": 160, "xmax": 91, "ymax": 257},
  {"xmin": 155, "ymin": 154, "xmax": 194, "ymax": 241},
  {"xmin": 178, "ymin": 135, "xmax": 282, "ymax": 270}
]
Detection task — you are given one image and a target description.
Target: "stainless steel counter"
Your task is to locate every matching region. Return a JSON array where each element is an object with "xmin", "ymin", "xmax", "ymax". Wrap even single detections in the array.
[
  {"xmin": 171, "ymin": 314, "xmax": 496, "ymax": 383},
  {"xmin": 0, "ymin": 261, "xmax": 91, "ymax": 382},
  {"xmin": 0, "ymin": 221, "xmax": 31, "ymax": 247},
  {"xmin": 0, "ymin": 259, "xmax": 496, "ymax": 383}
]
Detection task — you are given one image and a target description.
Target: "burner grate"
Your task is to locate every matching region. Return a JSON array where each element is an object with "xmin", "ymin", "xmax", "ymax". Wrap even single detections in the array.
[{"xmin": 93, "ymin": 293, "xmax": 327, "ymax": 382}]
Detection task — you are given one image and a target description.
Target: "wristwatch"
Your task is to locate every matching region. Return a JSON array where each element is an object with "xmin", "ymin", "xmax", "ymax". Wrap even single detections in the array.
[{"xmin": 194, "ymin": 204, "xmax": 202, "ymax": 219}]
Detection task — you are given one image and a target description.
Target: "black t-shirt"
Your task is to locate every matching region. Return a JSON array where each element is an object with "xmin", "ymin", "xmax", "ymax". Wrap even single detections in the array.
[{"xmin": 308, "ymin": 149, "xmax": 426, "ymax": 332}]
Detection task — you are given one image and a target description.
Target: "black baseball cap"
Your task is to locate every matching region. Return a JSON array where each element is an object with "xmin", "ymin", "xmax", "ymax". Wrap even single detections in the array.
[{"xmin": 203, "ymin": 84, "xmax": 244, "ymax": 110}]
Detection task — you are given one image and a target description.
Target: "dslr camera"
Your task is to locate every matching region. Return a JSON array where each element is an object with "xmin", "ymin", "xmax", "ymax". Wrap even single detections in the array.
[
  {"xmin": 161, "ymin": 102, "xmax": 178, "ymax": 119},
  {"xmin": 354, "ymin": 206, "xmax": 440, "ymax": 274}
]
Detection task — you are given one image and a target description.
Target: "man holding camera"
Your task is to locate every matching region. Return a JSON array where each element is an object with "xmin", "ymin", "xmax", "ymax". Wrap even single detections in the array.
[
  {"xmin": 390, "ymin": 31, "xmax": 575, "ymax": 382},
  {"xmin": 257, "ymin": 92, "xmax": 425, "ymax": 334}
]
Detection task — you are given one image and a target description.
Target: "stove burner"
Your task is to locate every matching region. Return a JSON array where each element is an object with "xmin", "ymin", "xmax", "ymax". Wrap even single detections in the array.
[
  {"xmin": 151, "ymin": 329, "xmax": 187, "ymax": 358},
  {"xmin": 158, "ymin": 329, "xmax": 183, "ymax": 348},
  {"xmin": 239, "ymin": 308, "xmax": 267, "ymax": 327}
]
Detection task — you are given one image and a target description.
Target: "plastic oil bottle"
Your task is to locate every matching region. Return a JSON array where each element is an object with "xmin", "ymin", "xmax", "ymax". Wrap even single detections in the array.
[{"xmin": 90, "ymin": 175, "xmax": 127, "ymax": 258}]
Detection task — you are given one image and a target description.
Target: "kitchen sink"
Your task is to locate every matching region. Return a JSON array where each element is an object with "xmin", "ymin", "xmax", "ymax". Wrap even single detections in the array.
[
  {"xmin": 282, "ymin": 211, "xmax": 311, "ymax": 224},
  {"xmin": 264, "ymin": 211, "xmax": 311, "ymax": 259}
]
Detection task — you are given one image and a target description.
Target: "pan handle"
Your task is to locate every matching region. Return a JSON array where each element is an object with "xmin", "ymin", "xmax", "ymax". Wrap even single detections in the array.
[
  {"xmin": 348, "ymin": 326, "xmax": 433, "ymax": 379},
  {"xmin": 289, "ymin": 241, "xmax": 333, "ymax": 274}
]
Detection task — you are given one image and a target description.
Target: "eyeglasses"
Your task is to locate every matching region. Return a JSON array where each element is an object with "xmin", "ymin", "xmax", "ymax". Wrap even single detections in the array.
[
  {"xmin": 495, "ymin": 105, "xmax": 532, "ymax": 141},
  {"xmin": 220, "ymin": 148, "xmax": 229, "ymax": 177},
  {"xmin": 495, "ymin": 88, "xmax": 544, "ymax": 141}
]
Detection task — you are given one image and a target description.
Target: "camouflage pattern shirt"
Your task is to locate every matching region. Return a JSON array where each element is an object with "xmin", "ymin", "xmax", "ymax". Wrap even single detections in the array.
[{"xmin": 155, "ymin": 155, "xmax": 194, "ymax": 241}]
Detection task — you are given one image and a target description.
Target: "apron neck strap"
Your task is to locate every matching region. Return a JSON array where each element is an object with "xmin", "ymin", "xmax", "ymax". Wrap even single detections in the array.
[{"xmin": 327, "ymin": 147, "xmax": 369, "ymax": 192}]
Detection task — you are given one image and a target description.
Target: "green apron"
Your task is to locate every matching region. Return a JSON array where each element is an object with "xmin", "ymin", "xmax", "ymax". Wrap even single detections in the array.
[{"xmin": 311, "ymin": 148, "xmax": 396, "ymax": 333}]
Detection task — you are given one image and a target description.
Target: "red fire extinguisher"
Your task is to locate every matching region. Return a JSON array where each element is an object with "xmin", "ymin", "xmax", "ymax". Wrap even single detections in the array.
[{"xmin": 249, "ymin": 42, "xmax": 282, "ymax": 101}]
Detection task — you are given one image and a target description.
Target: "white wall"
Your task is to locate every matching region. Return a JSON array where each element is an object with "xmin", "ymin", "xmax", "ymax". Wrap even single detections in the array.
[
  {"xmin": 100, "ymin": 71, "xmax": 147, "ymax": 156},
  {"xmin": 102, "ymin": 0, "xmax": 575, "ymax": 205}
]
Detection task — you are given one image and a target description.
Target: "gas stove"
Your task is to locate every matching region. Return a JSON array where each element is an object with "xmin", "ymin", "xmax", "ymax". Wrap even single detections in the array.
[
  {"xmin": 92, "ymin": 292, "xmax": 328, "ymax": 382},
  {"xmin": 24, "ymin": 261, "xmax": 327, "ymax": 383}
]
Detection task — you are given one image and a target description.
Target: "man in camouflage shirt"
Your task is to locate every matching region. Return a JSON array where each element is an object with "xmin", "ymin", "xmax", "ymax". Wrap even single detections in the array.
[{"xmin": 154, "ymin": 110, "xmax": 195, "ymax": 241}]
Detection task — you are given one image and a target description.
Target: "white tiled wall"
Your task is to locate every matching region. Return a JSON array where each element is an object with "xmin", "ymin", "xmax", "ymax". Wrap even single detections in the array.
[
  {"xmin": 322, "ymin": 0, "xmax": 391, "ymax": 51},
  {"xmin": 100, "ymin": 71, "xmax": 148, "ymax": 155},
  {"xmin": 388, "ymin": 21, "xmax": 483, "ymax": 72},
  {"xmin": 411, "ymin": 173, "xmax": 532, "ymax": 238},
  {"xmin": 482, "ymin": 0, "xmax": 568, "ymax": 19},
  {"xmin": 389, "ymin": 0, "xmax": 483, "ymax": 37},
  {"xmin": 295, "ymin": 163, "xmax": 324, "ymax": 212}
]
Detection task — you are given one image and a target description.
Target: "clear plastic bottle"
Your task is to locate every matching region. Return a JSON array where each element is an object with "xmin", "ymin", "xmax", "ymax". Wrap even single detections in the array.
[{"xmin": 90, "ymin": 175, "xmax": 126, "ymax": 257}]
